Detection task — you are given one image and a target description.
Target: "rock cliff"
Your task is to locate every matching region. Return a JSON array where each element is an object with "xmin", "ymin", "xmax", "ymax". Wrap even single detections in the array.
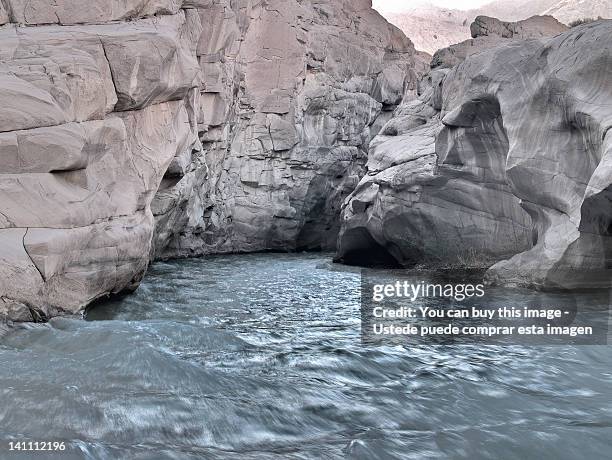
[
  {"xmin": 337, "ymin": 19, "xmax": 612, "ymax": 289},
  {"xmin": 152, "ymin": 0, "xmax": 421, "ymax": 259},
  {"xmin": 432, "ymin": 15, "xmax": 568, "ymax": 69},
  {"xmin": 0, "ymin": 0, "xmax": 419, "ymax": 321},
  {"xmin": 2, "ymin": 2, "xmax": 610, "ymax": 323}
]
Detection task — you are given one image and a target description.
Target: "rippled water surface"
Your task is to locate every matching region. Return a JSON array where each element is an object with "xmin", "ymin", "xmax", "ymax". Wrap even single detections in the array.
[{"xmin": 1, "ymin": 254, "xmax": 612, "ymax": 459}]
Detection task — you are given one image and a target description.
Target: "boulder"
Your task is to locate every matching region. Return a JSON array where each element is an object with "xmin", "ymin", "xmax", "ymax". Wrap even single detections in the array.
[
  {"xmin": 0, "ymin": 10, "xmax": 201, "ymax": 320},
  {"xmin": 0, "ymin": 12, "xmax": 199, "ymax": 130}
]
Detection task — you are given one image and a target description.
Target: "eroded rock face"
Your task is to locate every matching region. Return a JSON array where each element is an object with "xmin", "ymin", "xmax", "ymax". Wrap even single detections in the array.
[
  {"xmin": 432, "ymin": 15, "xmax": 568, "ymax": 69},
  {"xmin": 0, "ymin": 0, "xmax": 418, "ymax": 320},
  {"xmin": 337, "ymin": 69, "xmax": 533, "ymax": 268},
  {"xmin": 3, "ymin": 1, "xmax": 607, "ymax": 323},
  {"xmin": 0, "ymin": 12, "xmax": 200, "ymax": 320},
  {"xmin": 0, "ymin": 3, "xmax": 8, "ymax": 25},
  {"xmin": 382, "ymin": 0, "xmax": 610, "ymax": 57},
  {"xmin": 151, "ymin": 0, "xmax": 420, "ymax": 258},
  {"xmin": 2, "ymin": 0, "xmax": 196, "ymax": 25},
  {"xmin": 337, "ymin": 20, "xmax": 612, "ymax": 289}
]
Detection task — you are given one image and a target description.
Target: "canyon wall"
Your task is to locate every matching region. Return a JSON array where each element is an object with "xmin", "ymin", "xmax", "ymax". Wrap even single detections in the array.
[
  {"xmin": 337, "ymin": 19, "xmax": 612, "ymax": 289},
  {"xmin": 1, "ymin": 1, "xmax": 610, "ymax": 323},
  {"xmin": 0, "ymin": 0, "xmax": 419, "ymax": 321},
  {"xmin": 151, "ymin": 0, "xmax": 422, "ymax": 258}
]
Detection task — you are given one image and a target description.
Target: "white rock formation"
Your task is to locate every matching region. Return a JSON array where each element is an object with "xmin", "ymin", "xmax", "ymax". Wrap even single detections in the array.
[
  {"xmin": 529, "ymin": 0, "xmax": 610, "ymax": 25},
  {"xmin": 337, "ymin": 20, "xmax": 612, "ymax": 289}
]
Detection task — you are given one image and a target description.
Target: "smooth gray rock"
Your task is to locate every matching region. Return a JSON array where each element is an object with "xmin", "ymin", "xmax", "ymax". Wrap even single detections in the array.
[
  {"xmin": 0, "ymin": 9, "xmax": 202, "ymax": 321},
  {"xmin": 338, "ymin": 20, "xmax": 612, "ymax": 289},
  {"xmin": 0, "ymin": 13, "xmax": 199, "ymax": 129},
  {"xmin": 97, "ymin": 11, "xmax": 201, "ymax": 110},
  {"xmin": 0, "ymin": 99, "xmax": 197, "ymax": 318},
  {"xmin": 2, "ymin": 2, "xmax": 608, "ymax": 323}
]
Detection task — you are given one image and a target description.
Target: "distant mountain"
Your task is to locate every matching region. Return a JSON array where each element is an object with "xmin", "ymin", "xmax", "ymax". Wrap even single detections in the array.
[
  {"xmin": 542, "ymin": 0, "xmax": 611, "ymax": 24},
  {"xmin": 469, "ymin": 0, "xmax": 610, "ymax": 22},
  {"xmin": 386, "ymin": 7, "xmax": 470, "ymax": 55},
  {"xmin": 468, "ymin": 0, "xmax": 560, "ymax": 21},
  {"xmin": 383, "ymin": 0, "xmax": 611, "ymax": 54}
]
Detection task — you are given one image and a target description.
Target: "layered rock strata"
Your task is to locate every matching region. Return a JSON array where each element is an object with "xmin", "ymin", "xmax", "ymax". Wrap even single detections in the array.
[{"xmin": 337, "ymin": 20, "xmax": 612, "ymax": 289}]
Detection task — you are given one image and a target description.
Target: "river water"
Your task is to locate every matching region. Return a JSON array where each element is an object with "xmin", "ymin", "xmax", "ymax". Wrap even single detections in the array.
[{"xmin": 1, "ymin": 253, "xmax": 612, "ymax": 459}]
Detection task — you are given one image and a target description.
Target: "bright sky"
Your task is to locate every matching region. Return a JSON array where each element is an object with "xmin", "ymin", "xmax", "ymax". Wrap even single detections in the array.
[{"xmin": 372, "ymin": 0, "xmax": 493, "ymax": 14}]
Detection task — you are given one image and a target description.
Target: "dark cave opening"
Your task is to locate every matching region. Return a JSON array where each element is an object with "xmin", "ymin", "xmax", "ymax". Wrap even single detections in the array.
[
  {"xmin": 579, "ymin": 185, "xmax": 612, "ymax": 237},
  {"xmin": 336, "ymin": 228, "xmax": 402, "ymax": 268}
]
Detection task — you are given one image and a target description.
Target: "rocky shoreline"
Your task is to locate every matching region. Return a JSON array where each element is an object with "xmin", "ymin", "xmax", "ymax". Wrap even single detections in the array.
[{"xmin": 0, "ymin": 1, "xmax": 610, "ymax": 322}]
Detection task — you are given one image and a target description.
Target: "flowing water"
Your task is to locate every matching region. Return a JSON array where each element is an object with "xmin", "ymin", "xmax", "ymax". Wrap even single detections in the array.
[{"xmin": 1, "ymin": 254, "xmax": 612, "ymax": 459}]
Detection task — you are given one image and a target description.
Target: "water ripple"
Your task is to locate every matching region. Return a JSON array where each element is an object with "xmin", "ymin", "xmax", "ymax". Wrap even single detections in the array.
[{"xmin": 0, "ymin": 253, "xmax": 611, "ymax": 459}]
